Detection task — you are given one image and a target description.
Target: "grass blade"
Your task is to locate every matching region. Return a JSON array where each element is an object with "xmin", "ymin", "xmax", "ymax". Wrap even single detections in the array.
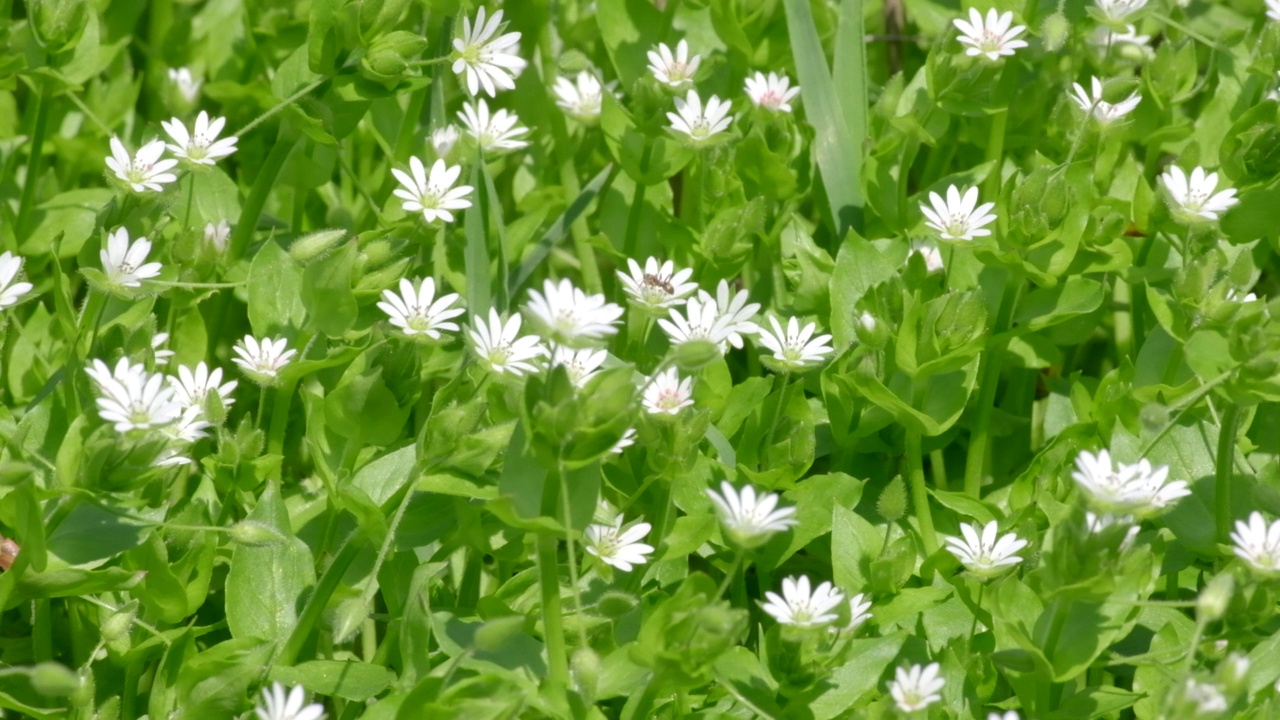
[{"xmin": 509, "ymin": 163, "xmax": 618, "ymax": 295}]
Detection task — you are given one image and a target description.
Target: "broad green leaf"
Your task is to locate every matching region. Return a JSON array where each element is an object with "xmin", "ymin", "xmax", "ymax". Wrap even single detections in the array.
[
  {"xmin": 247, "ymin": 240, "xmax": 307, "ymax": 336},
  {"xmin": 225, "ymin": 484, "xmax": 317, "ymax": 642}
]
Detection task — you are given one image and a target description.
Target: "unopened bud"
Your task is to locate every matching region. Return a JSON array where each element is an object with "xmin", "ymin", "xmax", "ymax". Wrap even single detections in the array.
[
  {"xmin": 1197, "ymin": 573, "xmax": 1234, "ymax": 623},
  {"xmin": 571, "ymin": 647, "xmax": 601, "ymax": 704},
  {"xmin": 30, "ymin": 663, "xmax": 81, "ymax": 696},
  {"xmin": 228, "ymin": 520, "xmax": 286, "ymax": 547},
  {"xmin": 431, "ymin": 126, "xmax": 460, "ymax": 159},
  {"xmin": 673, "ymin": 339, "xmax": 721, "ymax": 371},
  {"xmin": 475, "ymin": 616, "xmax": 524, "ymax": 652},
  {"xmin": 289, "ymin": 229, "xmax": 347, "ymax": 265},
  {"xmin": 1041, "ymin": 12, "xmax": 1070, "ymax": 52}
]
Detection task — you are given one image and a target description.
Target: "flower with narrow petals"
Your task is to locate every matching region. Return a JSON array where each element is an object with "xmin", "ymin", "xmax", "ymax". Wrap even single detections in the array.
[
  {"xmin": 554, "ymin": 72, "xmax": 604, "ymax": 120},
  {"xmin": 204, "ymin": 220, "xmax": 230, "ymax": 254},
  {"xmin": 525, "ymin": 278, "xmax": 624, "ymax": 343},
  {"xmin": 161, "ymin": 111, "xmax": 238, "ymax": 166},
  {"xmin": 151, "ymin": 333, "xmax": 174, "ymax": 366},
  {"xmin": 1181, "ymin": 679, "xmax": 1227, "ymax": 713},
  {"xmin": 700, "ymin": 280, "xmax": 761, "ymax": 349},
  {"xmin": 550, "ymin": 345, "xmax": 608, "ymax": 388},
  {"xmin": 1227, "ymin": 288, "xmax": 1258, "ymax": 304},
  {"xmin": 920, "ymin": 185, "xmax": 997, "ymax": 241},
  {"xmin": 756, "ymin": 316, "xmax": 834, "ymax": 371},
  {"xmin": 0, "ymin": 252, "xmax": 34, "ymax": 309},
  {"xmin": 705, "ymin": 481, "xmax": 797, "ymax": 548},
  {"xmin": 85, "ymin": 359, "xmax": 182, "ymax": 433},
  {"xmin": 1068, "ymin": 77, "xmax": 1141, "ymax": 125},
  {"xmin": 1091, "ymin": 24, "xmax": 1151, "ymax": 50},
  {"xmin": 154, "ymin": 447, "xmax": 192, "ymax": 467},
  {"xmin": 761, "ymin": 576, "xmax": 845, "ymax": 628},
  {"xmin": 101, "ymin": 228, "xmax": 163, "ymax": 289},
  {"xmin": 1085, "ymin": 511, "xmax": 1140, "ymax": 551},
  {"xmin": 1270, "ymin": 0, "xmax": 1280, "ymax": 22},
  {"xmin": 459, "ymin": 99, "xmax": 529, "ymax": 153},
  {"xmin": 912, "ymin": 241, "xmax": 945, "ymax": 273},
  {"xmin": 1231, "ymin": 512, "xmax": 1280, "ymax": 574},
  {"xmin": 617, "ymin": 257, "xmax": 698, "ymax": 312},
  {"xmin": 1094, "ymin": 0, "xmax": 1147, "ymax": 22},
  {"xmin": 1160, "ymin": 166, "xmax": 1239, "ymax": 223},
  {"xmin": 641, "ymin": 367, "xmax": 694, "ymax": 415},
  {"xmin": 744, "ymin": 72, "xmax": 800, "ymax": 113},
  {"xmin": 1071, "ymin": 449, "xmax": 1190, "ymax": 517},
  {"xmin": 392, "ymin": 156, "xmax": 474, "ymax": 224},
  {"xmin": 610, "ymin": 427, "xmax": 637, "ymax": 454},
  {"xmin": 658, "ymin": 296, "xmax": 737, "ymax": 352},
  {"xmin": 953, "ymin": 8, "xmax": 1029, "ymax": 61},
  {"xmin": 943, "ymin": 521, "xmax": 1029, "ymax": 578},
  {"xmin": 105, "ymin": 137, "xmax": 178, "ymax": 193},
  {"xmin": 647, "ymin": 39, "xmax": 700, "ymax": 88},
  {"xmin": 988, "ymin": 712, "xmax": 1020, "ymax": 720},
  {"xmin": 430, "ymin": 126, "xmax": 460, "ymax": 159},
  {"xmin": 890, "ymin": 662, "xmax": 945, "ymax": 713},
  {"xmin": 451, "ymin": 7, "xmax": 527, "ymax": 97},
  {"xmin": 841, "ymin": 594, "xmax": 873, "ymax": 632},
  {"xmin": 169, "ymin": 362, "xmax": 237, "ymax": 412},
  {"xmin": 168, "ymin": 67, "xmax": 200, "ymax": 103},
  {"xmin": 378, "ymin": 277, "xmax": 464, "ymax": 340},
  {"xmin": 255, "ymin": 681, "xmax": 325, "ymax": 720},
  {"xmin": 667, "ymin": 90, "xmax": 733, "ymax": 144},
  {"xmin": 163, "ymin": 405, "xmax": 211, "ymax": 444},
  {"xmin": 232, "ymin": 336, "xmax": 297, "ymax": 383},
  {"xmin": 584, "ymin": 516, "xmax": 654, "ymax": 572},
  {"xmin": 469, "ymin": 309, "xmax": 546, "ymax": 376}
]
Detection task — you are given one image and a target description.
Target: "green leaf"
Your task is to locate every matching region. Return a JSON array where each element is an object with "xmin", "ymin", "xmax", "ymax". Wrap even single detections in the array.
[
  {"xmin": 225, "ymin": 483, "xmax": 317, "ymax": 642},
  {"xmin": 45, "ymin": 501, "xmax": 152, "ymax": 570},
  {"xmin": 301, "ymin": 241, "xmax": 358, "ymax": 337},
  {"xmin": 809, "ymin": 635, "xmax": 907, "ymax": 719},
  {"xmin": 829, "ymin": 236, "xmax": 908, "ymax": 348},
  {"xmin": 247, "ymin": 240, "xmax": 307, "ymax": 336},
  {"xmin": 271, "ymin": 660, "xmax": 397, "ymax": 701},
  {"xmin": 597, "ymin": 0, "xmax": 666, "ymax": 88}
]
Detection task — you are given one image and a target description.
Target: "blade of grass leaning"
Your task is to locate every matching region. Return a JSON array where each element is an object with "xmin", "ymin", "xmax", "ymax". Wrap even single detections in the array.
[
  {"xmin": 482, "ymin": 164, "xmax": 510, "ymax": 311},
  {"xmin": 464, "ymin": 159, "xmax": 492, "ymax": 315},
  {"xmin": 833, "ymin": 0, "xmax": 869, "ymax": 169},
  {"xmin": 783, "ymin": 0, "xmax": 865, "ymax": 238},
  {"xmin": 510, "ymin": 163, "xmax": 618, "ymax": 295}
]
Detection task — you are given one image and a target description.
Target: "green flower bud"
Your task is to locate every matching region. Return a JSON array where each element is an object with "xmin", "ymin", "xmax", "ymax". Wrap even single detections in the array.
[
  {"xmin": 673, "ymin": 339, "xmax": 721, "ymax": 371},
  {"xmin": 29, "ymin": 0, "xmax": 89, "ymax": 52},
  {"xmin": 1041, "ymin": 12, "xmax": 1070, "ymax": 52},
  {"xmin": 475, "ymin": 616, "xmax": 525, "ymax": 652},
  {"xmin": 1197, "ymin": 573, "xmax": 1234, "ymax": 623},
  {"xmin": 30, "ymin": 663, "xmax": 80, "ymax": 697},
  {"xmin": 289, "ymin": 229, "xmax": 347, "ymax": 265},
  {"xmin": 361, "ymin": 31, "xmax": 429, "ymax": 88}
]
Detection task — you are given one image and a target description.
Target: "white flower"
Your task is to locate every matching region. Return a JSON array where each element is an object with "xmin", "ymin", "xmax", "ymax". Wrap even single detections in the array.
[
  {"xmin": 617, "ymin": 257, "xmax": 698, "ymax": 312},
  {"xmin": 1085, "ymin": 511, "xmax": 1139, "ymax": 551},
  {"xmin": 755, "ymin": 316, "xmax": 834, "ymax": 370},
  {"xmin": 952, "ymin": 8, "xmax": 1029, "ymax": 61},
  {"xmin": 988, "ymin": 713, "xmax": 1020, "ymax": 720},
  {"xmin": 584, "ymin": 517, "xmax": 654, "ymax": 572},
  {"xmin": 167, "ymin": 67, "xmax": 201, "ymax": 103},
  {"xmin": 1270, "ymin": 72, "xmax": 1280, "ymax": 103},
  {"xmin": 254, "ymin": 682, "xmax": 325, "ymax": 720},
  {"xmin": 1182, "ymin": 678, "xmax": 1227, "ymax": 713},
  {"xmin": 430, "ymin": 126, "xmax": 460, "ymax": 159},
  {"xmin": 469, "ymin": 309, "xmax": 546, "ymax": 376},
  {"xmin": 101, "ymin": 228, "xmax": 163, "ymax": 288},
  {"xmin": 1094, "ymin": 0, "xmax": 1148, "ymax": 22},
  {"xmin": 85, "ymin": 358, "xmax": 182, "ymax": 433},
  {"xmin": 1091, "ymin": 24, "xmax": 1151, "ymax": 49},
  {"xmin": 1160, "ymin": 166, "xmax": 1239, "ymax": 223},
  {"xmin": 890, "ymin": 662, "xmax": 946, "ymax": 713},
  {"xmin": 943, "ymin": 521, "xmax": 1028, "ymax": 578},
  {"xmin": 163, "ymin": 405, "xmax": 211, "ymax": 443},
  {"xmin": 151, "ymin": 333, "xmax": 174, "ymax": 366},
  {"xmin": 744, "ymin": 71, "xmax": 800, "ymax": 113},
  {"xmin": 451, "ymin": 7, "xmax": 527, "ymax": 97},
  {"xmin": 168, "ymin": 362, "xmax": 238, "ymax": 412},
  {"xmin": 550, "ymin": 345, "xmax": 608, "ymax": 388},
  {"xmin": 203, "ymin": 220, "xmax": 230, "ymax": 253},
  {"xmin": 658, "ymin": 296, "xmax": 736, "ymax": 352},
  {"xmin": 458, "ymin": 99, "xmax": 529, "ymax": 153},
  {"xmin": 105, "ymin": 137, "xmax": 179, "ymax": 193},
  {"xmin": 391, "ymin": 156, "xmax": 474, "ymax": 224},
  {"xmin": 1068, "ymin": 77, "xmax": 1141, "ymax": 125},
  {"xmin": 920, "ymin": 185, "xmax": 997, "ymax": 241},
  {"xmin": 1071, "ymin": 449, "xmax": 1191, "ymax": 517},
  {"xmin": 1270, "ymin": 0, "xmax": 1280, "ymax": 22},
  {"xmin": 610, "ymin": 427, "xmax": 637, "ymax": 454},
  {"xmin": 1230, "ymin": 512, "xmax": 1280, "ymax": 574},
  {"xmin": 0, "ymin": 252, "xmax": 34, "ymax": 309},
  {"xmin": 647, "ymin": 39, "xmax": 700, "ymax": 88},
  {"xmin": 761, "ymin": 576, "xmax": 845, "ymax": 628},
  {"xmin": 700, "ymin": 280, "xmax": 761, "ymax": 349},
  {"xmin": 1227, "ymin": 288, "xmax": 1258, "ymax": 304},
  {"xmin": 641, "ymin": 367, "xmax": 694, "ymax": 415},
  {"xmin": 667, "ymin": 90, "xmax": 733, "ymax": 144},
  {"xmin": 554, "ymin": 72, "xmax": 604, "ymax": 120},
  {"xmin": 232, "ymin": 336, "xmax": 297, "ymax": 382},
  {"xmin": 841, "ymin": 593, "xmax": 873, "ymax": 632},
  {"xmin": 378, "ymin": 277, "xmax": 464, "ymax": 340},
  {"xmin": 525, "ymin": 278, "xmax": 624, "ymax": 342},
  {"xmin": 705, "ymin": 480, "xmax": 798, "ymax": 548},
  {"xmin": 160, "ymin": 111, "xmax": 238, "ymax": 166},
  {"xmin": 912, "ymin": 241, "xmax": 945, "ymax": 273},
  {"xmin": 153, "ymin": 447, "xmax": 192, "ymax": 468}
]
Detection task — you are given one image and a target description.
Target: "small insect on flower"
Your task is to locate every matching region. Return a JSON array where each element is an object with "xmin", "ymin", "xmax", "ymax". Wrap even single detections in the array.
[
  {"xmin": 1094, "ymin": 0, "xmax": 1148, "ymax": 23},
  {"xmin": 168, "ymin": 362, "xmax": 238, "ymax": 412},
  {"xmin": 0, "ymin": 251, "xmax": 34, "ymax": 309},
  {"xmin": 554, "ymin": 71, "xmax": 605, "ymax": 121},
  {"xmin": 761, "ymin": 576, "xmax": 845, "ymax": 628},
  {"xmin": 641, "ymin": 367, "xmax": 694, "ymax": 415},
  {"xmin": 254, "ymin": 681, "xmax": 326, "ymax": 720},
  {"xmin": 943, "ymin": 521, "xmax": 1029, "ymax": 578},
  {"xmin": 549, "ymin": 345, "xmax": 608, "ymax": 388},
  {"xmin": 647, "ymin": 39, "xmax": 701, "ymax": 88},
  {"xmin": 468, "ymin": 308, "xmax": 547, "ymax": 377},
  {"xmin": 920, "ymin": 185, "xmax": 998, "ymax": 242},
  {"xmin": 458, "ymin": 99, "xmax": 530, "ymax": 154},
  {"xmin": 617, "ymin": 257, "xmax": 698, "ymax": 312},
  {"xmin": 232, "ymin": 336, "xmax": 298, "ymax": 383},
  {"xmin": 699, "ymin": 280, "xmax": 761, "ymax": 349},
  {"xmin": 1071, "ymin": 449, "xmax": 1191, "ymax": 517},
  {"xmin": 705, "ymin": 481, "xmax": 798, "ymax": 548},
  {"xmin": 101, "ymin": 228, "xmax": 163, "ymax": 289},
  {"xmin": 85, "ymin": 358, "xmax": 182, "ymax": 433},
  {"xmin": 1068, "ymin": 77, "xmax": 1141, "ymax": 125},
  {"xmin": 952, "ymin": 8, "xmax": 1029, "ymax": 61},
  {"xmin": 667, "ymin": 90, "xmax": 734, "ymax": 144},
  {"xmin": 105, "ymin": 137, "xmax": 179, "ymax": 193},
  {"xmin": 391, "ymin": 156, "xmax": 474, "ymax": 225},
  {"xmin": 1230, "ymin": 512, "xmax": 1280, "ymax": 575},
  {"xmin": 168, "ymin": 67, "xmax": 201, "ymax": 103},
  {"xmin": 1159, "ymin": 166, "xmax": 1239, "ymax": 223},
  {"xmin": 755, "ymin": 316, "xmax": 834, "ymax": 371},
  {"xmin": 584, "ymin": 516, "xmax": 654, "ymax": 572},
  {"xmin": 524, "ymin": 278, "xmax": 624, "ymax": 343},
  {"xmin": 161, "ymin": 111, "xmax": 239, "ymax": 166},
  {"xmin": 452, "ymin": 7, "xmax": 527, "ymax": 97},
  {"xmin": 890, "ymin": 662, "xmax": 946, "ymax": 713},
  {"xmin": 744, "ymin": 71, "xmax": 801, "ymax": 113},
  {"xmin": 378, "ymin": 277, "xmax": 464, "ymax": 340}
]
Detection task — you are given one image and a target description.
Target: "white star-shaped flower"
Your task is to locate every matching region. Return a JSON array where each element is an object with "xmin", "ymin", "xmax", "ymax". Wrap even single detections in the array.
[
  {"xmin": 953, "ymin": 8, "xmax": 1029, "ymax": 61},
  {"xmin": 468, "ymin": 309, "xmax": 546, "ymax": 377},
  {"xmin": 160, "ymin": 111, "xmax": 238, "ymax": 166},
  {"xmin": 890, "ymin": 662, "xmax": 946, "ymax": 714},
  {"xmin": 391, "ymin": 156, "xmax": 474, "ymax": 224},
  {"xmin": 524, "ymin": 278, "xmax": 624, "ymax": 343},
  {"xmin": 667, "ymin": 90, "xmax": 733, "ymax": 144},
  {"xmin": 840, "ymin": 593, "xmax": 873, "ymax": 633},
  {"xmin": 1231, "ymin": 512, "xmax": 1280, "ymax": 575},
  {"xmin": 1071, "ymin": 449, "xmax": 1190, "ymax": 517},
  {"xmin": 755, "ymin": 316, "xmax": 834, "ymax": 370},
  {"xmin": 658, "ymin": 295, "xmax": 737, "ymax": 352},
  {"xmin": 451, "ymin": 7, "xmax": 527, "ymax": 97},
  {"xmin": 1095, "ymin": 0, "xmax": 1148, "ymax": 22},
  {"xmin": 0, "ymin": 252, "xmax": 34, "ymax": 309},
  {"xmin": 105, "ymin": 137, "xmax": 179, "ymax": 193},
  {"xmin": 705, "ymin": 481, "xmax": 797, "ymax": 548},
  {"xmin": 699, "ymin": 280, "xmax": 761, "ymax": 349},
  {"xmin": 641, "ymin": 367, "xmax": 694, "ymax": 416},
  {"xmin": 85, "ymin": 358, "xmax": 181, "ymax": 433},
  {"xmin": 761, "ymin": 576, "xmax": 845, "ymax": 628},
  {"xmin": 549, "ymin": 345, "xmax": 608, "ymax": 388},
  {"xmin": 168, "ymin": 67, "xmax": 201, "ymax": 103},
  {"xmin": 554, "ymin": 71, "xmax": 604, "ymax": 121},
  {"xmin": 744, "ymin": 71, "xmax": 800, "ymax": 113},
  {"xmin": 584, "ymin": 516, "xmax": 654, "ymax": 572},
  {"xmin": 920, "ymin": 184, "xmax": 997, "ymax": 241},
  {"xmin": 1269, "ymin": 0, "xmax": 1280, "ymax": 21},
  {"xmin": 617, "ymin": 257, "xmax": 698, "ymax": 312},
  {"xmin": 232, "ymin": 336, "xmax": 297, "ymax": 383},
  {"xmin": 168, "ymin": 362, "xmax": 238, "ymax": 412},
  {"xmin": 430, "ymin": 125, "xmax": 460, "ymax": 159},
  {"xmin": 647, "ymin": 39, "xmax": 701, "ymax": 88},
  {"xmin": 1160, "ymin": 166, "xmax": 1239, "ymax": 223},
  {"xmin": 943, "ymin": 521, "xmax": 1028, "ymax": 578},
  {"xmin": 377, "ymin": 277, "xmax": 464, "ymax": 340},
  {"xmin": 254, "ymin": 682, "xmax": 325, "ymax": 720},
  {"xmin": 458, "ymin": 99, "xmax": 529, "ymax": 153},
  {"xmin": 1068, "ymin": 77, "xmax": 1141, "ymax": 125},
  {"xmin": 101, "ymin": 228, "xmax": 163, "ymax": 288}
]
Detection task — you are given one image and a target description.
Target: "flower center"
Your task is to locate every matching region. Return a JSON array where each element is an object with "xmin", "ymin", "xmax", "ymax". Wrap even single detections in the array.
[
  {"xmin": 657, "ymin": 389, "xmax": 684, "ymax": 410},
  {"xmin": 980, "ymin": 31, "xmax": 1003, "ymax": 51},
  {"xmin": 945, "ymin": 214, "xmax": 970, "ymax": 236}
]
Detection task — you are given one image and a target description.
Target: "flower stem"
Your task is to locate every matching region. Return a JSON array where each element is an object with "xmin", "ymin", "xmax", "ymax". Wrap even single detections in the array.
[
  {"xmin": 536, "ymin": 532, "xmax": 569, "ymax": 691},
  {"xmin": 905, "ymin": 428, "xmax": 937, "ymax": 556},
  {"xmin": 1214, "ymin": 403, "xmax": 1241, "ymax": 545},
  {"xmin": 623, "ymin": 144, "xmax": 653, "ymax": 259},
  {"xmin": 267, "ymin": 376, "xmax": 298, "ymax": 456},
  {"xmin": 228, "ymin": 134, "xmax": 298, "ymax": 261},
  {"xmin": 16, "ymin": 76, "xmax": 49, "ymax": 239},
  {"xmin": 715, "ymin": 552, "xmax": 743, "ymax": 599},
  {"xmin": 963, "ymin": 270, "xmax": 1020, "ymax": 497}
]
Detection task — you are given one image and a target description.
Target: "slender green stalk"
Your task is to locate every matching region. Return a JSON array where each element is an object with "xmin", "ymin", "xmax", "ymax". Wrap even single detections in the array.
[
  {"xmin": 1215, "ymin": 404, "xmax": 1241, "ymax": 544},
  {"xmin": 680, "ymin": 153, "xmax": 705, "ymax": 231},
  {"xmin": 715, "ymin": 552, "xmax": 743, "ymax": 599},
  {"xmin": 16, "ymin": 77, "xmax": 49, "ymax": 237},
  {"xmin": 278, "ymin": 539, "xmax": 361, "ymax": 665},
  {"xmin": 905, "ymin": 429, "xmax": 937, "ymax": 555},
  {"xmin": 229, "ymin": 136, "xmax": 298, "ymax": 261},
  {"xmin": 963, "ymin": 271, "xmax": 1020, "ymax": 497},
  {"xmin": 267, "ymin": 376, "xmax": 298, "ymax": 456},
  {"xmin": 233, "ymin": 72, "xmax": 336, "ymax": 139},
  {"xmin": 983, "ymin": 110, "xmax": 1008, "ymax": 200},
  {"xmin": 536, "ymin": 532, "xmax": 569, "ymax": 690},
  {"xmin": 622, "ymin": 145, "xmax": 652, "ymax": 259}
]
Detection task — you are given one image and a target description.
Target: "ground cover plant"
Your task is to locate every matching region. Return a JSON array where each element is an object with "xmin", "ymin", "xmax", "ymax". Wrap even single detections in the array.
[{"xmin": 1, "ymin": 0, "xmax": 1280, "ymax": 717}]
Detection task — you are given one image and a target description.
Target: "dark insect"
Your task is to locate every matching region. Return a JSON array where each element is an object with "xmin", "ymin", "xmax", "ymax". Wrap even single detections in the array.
[{"xmin": 643, "ymin": 273, "xmax": 675, "ymax": 295}]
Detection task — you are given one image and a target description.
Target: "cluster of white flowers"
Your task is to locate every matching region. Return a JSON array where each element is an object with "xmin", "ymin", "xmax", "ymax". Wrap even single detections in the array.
[
  {"xmin": 105, "ymin": 110, "xmax": 238, "ymax": 194},
  {"xmin": 1071, "ymin": 449, "xmax": 1189, "ymax": 518}
]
